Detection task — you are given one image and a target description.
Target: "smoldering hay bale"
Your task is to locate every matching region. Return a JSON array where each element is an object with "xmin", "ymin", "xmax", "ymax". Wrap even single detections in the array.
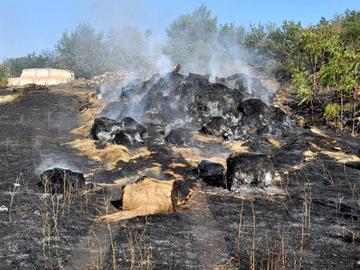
[
  {"xmin": 38, "ymin": 168, "xmax": 86, "ymax": 194},
  {"xmin": 100, "ymin": 177, "xmax": 178, "ymax": 222}
]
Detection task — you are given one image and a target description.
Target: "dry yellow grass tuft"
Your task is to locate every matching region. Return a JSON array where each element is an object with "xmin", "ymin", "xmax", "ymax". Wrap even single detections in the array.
[
  {"xmin": 321, "ymin": 150, "xmax": 360, "ymax": 164},
  {"xmin": 99, "ymin": 177, "xmax": 177, "ymax": 222},
  {"xmin": 65, "ymin": 138, "xmax": 152, "ymax": 170},
  {"xmin": 0, "ymin": 94, "xmax": 20, "ymax": 104},
  {"xmin": 266, "ymin": 137, "xmax": 282, "ymax": 148},
  {"xmin": 223, "ymin": 140, "xmax": 249, "ymax": 153},
  {"xmin": 308, "ymin": 141, "xmax": 360, "ymax": 163},
  {"xmin": 310, "ymin": 127, "xmax": 328, "ymax": 137},
  {"xmin": 169, "ymin": 162, "xmax": 188, "ymax": 169},
  {"xmin": 171, "ymin": 146, "xmax": 227, "ymax": 167},
  {"xmin": 162, "ymin": 169, "xmax": 185, "ymax": 180},
  {"xmin": 69, "ymin": 125, "xmax": 89, "ymax": 136},
  {"xmin": 71, "ymin": 96, "xmax": 106, "ymax": 137},
  {"xmin": 193, "ymin": 133, "xmax": 224, "ymax": 143},
  {"xmin": 137, "ymin": 164, "xmax": 162, "ymax": 176}
]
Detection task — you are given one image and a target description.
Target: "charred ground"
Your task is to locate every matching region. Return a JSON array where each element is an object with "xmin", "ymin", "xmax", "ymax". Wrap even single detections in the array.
[{"xmin": 0, "ymin": 71, "xmax": 359, "ymax": 270}]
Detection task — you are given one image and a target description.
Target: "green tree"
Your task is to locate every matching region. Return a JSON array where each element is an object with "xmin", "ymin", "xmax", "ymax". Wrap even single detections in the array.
[
  {"xmin": 320, "ymin": 47, "xmax": 359, "ymax": 129},
  {"xmin": 56, "ymin": 24, "xmax": 107, "ymax": 78},
  {"xmin": 163, "ymin": 4, "xmax": 218, "ymax": 73},
  {"xmin": 340, "ymin": 10, "xmax": 360, "ymax": 49},
  {"xmin": 290, "ymin": 21, "xmax": 340, "ymax": 107},
  {"xmin": 3, "ymin": 51, "xmax": 56, "ymax": 77},
  {"xmin": 105, "ymin": 27, "xmax": 153, "ymax": 75},
  {"xmin": 0, "ymin": 64, "xmax": 7, "ymax": 86},
  {"xmin": 241, "ymin": 21, "xmax": 303, "ymax": 80}
]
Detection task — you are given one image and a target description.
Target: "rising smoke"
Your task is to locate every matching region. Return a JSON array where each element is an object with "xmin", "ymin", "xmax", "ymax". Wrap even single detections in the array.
[{"xmin": 89, "ymin": 2, "xmax": 277, "ymax": 122}]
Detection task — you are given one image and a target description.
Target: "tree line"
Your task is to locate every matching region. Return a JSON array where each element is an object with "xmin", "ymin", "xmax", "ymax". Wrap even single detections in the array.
[{"xmin": 0, "ymin": 5, "xmax": 359, "ymax": 131}]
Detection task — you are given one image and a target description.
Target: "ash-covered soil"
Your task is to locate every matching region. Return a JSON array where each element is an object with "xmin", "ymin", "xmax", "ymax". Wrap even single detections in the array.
[
  {"xmin": 0, "ymin": 87, "xmax": 102, "ymax": 269},
  {"xmin": 0, "ymin": 73, "xmax": 360, "ymax": 270}
]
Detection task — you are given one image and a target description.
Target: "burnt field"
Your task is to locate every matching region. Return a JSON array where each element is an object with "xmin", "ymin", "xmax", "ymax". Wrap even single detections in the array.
[{"xmin": 0, "ymin": 72, "xmax": 360, "ymax": 270}]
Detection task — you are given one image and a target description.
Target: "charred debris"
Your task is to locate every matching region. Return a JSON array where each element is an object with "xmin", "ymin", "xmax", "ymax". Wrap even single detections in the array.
[{"xmin": 88, "ymin": 67, "xmax": 294, "ymax": 194}]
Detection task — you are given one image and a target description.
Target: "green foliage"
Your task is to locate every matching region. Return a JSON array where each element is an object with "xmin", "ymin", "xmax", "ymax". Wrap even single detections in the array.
[
  {"xmin": 324, "ymin": 103, "xmax": 340, "ymax": 121},
  {"xmin": 292, "ymin": 71, "xmax": 312, "ymax": 105},
  {"xmin": 163, "ymin": 4, "xmax": 218, "ymax": 72},
  {"xmin": 56, "ymin": 23, "xmax": 107, "ymax": 78},
  {"xmin": 0, "ymin": 64, "xmax": 7, "ymax": 86},
  {"xmin": 245, "ymin": 21, "xmax": 303, "ymax": 79},
  {"xmin": 3, "ymin": 51, "xmax": 56, "ymax": 77},
  {"xmin": 105, "ymin": 27, "xmax": 153, "ymax": 75},
  {"xmin": 340, "ymin": 10, "xmax": 360, "ymax": 49}
]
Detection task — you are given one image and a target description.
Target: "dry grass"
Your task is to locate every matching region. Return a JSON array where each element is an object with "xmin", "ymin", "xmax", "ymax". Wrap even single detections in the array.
[
  {"xmin": 169, "ymin": 162, "xmax": 188, "ymax": 169},
  {"xmin": 321, "ymin": 150, "xmax": 360, "ymax": 164},
  {"xmin": 65, "ymin": 138, "xmax": 152, "ymax": 170},
  {"xmin": 171, "ymin": 146, "xmax": 227, "ymax": 167},
  {"xmin": 308, "ymin": 141, "xmax": 360, "ymax": 163},
  {"xmin": 223, "ymin": 140, "xmax": 249, "ymax": 154},
  {"xmin": 137, "ymin": 164, "xmax": 162, "ymax": 177},
  {"xmin": 193, "ymin": 133, "xmax": 224, "ymax": 143},
  {"xmin": 0, "ymin": 94, "xmax": 20, "ymax": 104},
  {"xmin": 266, "ymin": 137, "xmax": 282, "ymax": 148},
  {"xmin": 162, "ymin": 169, "xmax": 185, "ymax": 180},
  {"xmin": 70, "ymin": 93, "xmax": 106, "ymax": 137},
  {"xmin": 310, "ymin": 127, "xmax": 328, "ymax": 137}
]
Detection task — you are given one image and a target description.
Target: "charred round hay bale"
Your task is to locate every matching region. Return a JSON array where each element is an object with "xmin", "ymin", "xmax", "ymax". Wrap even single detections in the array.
[
  {"xmin": 200, "ymin": 116, "xmax": 229, "ymax": 137},
  {"xmin": 90, "ymin": 117, "xmax": 119, "ymax": 140},
  {"xmin": 38, "ymin": 168, "xmax": 86, "ymax": 194},
  {"xmin": 238, "ymin": 99, "xmax": 270, "ymax": 118},
  {"xmin": 90, "ymin": 116, "xmax": 147, "ymax": 146},
  {"xmin": 226, "ymin": 153, "xmax": 274, "ymax": 191},
  {"xmin": 112, "ymin": 129, "xmax": 144, "ymax": 145},
  {"xmin": 198, "ymin": 160, "xmax": 225, "ymax": 187},
  {"xmin": 165, "ymin": 128, "xmax": 192, "ymax": 146},
  {"xmin": 119, "ymin": 117, "xmax": 147, "ymax": 136}
]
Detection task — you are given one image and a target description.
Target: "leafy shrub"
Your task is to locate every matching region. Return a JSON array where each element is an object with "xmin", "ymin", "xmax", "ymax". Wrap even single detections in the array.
[
  {"xmin": 0, "ymin": 65, "xmax": 7, "ymax": 86},
  {"xmin": 324, "ymin": 103, "xmax": 340, "ymax": 121}
]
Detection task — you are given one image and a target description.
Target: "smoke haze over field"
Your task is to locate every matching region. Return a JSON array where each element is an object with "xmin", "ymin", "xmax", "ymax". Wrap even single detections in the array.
[{"xmin": 1, "ymin": 0, "xmax": 359, "ymax": 59}]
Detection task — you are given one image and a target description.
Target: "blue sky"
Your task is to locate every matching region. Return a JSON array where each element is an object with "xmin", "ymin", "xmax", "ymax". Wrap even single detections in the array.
[{"xmin": 0, "ymin": 0, "xmax": 359, "ymax": 59}]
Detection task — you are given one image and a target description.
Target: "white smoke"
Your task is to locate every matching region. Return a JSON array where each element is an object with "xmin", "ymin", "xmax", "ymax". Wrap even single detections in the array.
[{"xmin": 36, "ymin": 153, "xmax": 81, "ymax": 175}]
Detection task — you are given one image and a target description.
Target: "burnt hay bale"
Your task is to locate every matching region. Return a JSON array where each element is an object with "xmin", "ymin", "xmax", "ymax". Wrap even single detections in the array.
[
  {"xmin": 38, "ymin": 168, "xmax": 86, "ymax": 194},
  {"xmin": 90, "ymin": 116, "xmax": 146, "ymax": 146},
  {"xmin": 165, "ymin": 128, "xmax": 192, "ymax": 146},
  {"xmin": 119, "ymin": 117, "xmax": 147, "ymax": 136},
  {"xmin": 90, "ymin": 117, "xmax": 119, "ymax": 140},
  {"xmin": 112, "ymin": 129, "xmax": 144, "ymax": 145},
  {"xmin": 200, "ymin": 116, "xmax": 229, "ymax": 137},
  {"xmin": 198, "ymin": 160, "xmax": 225, "ymax": 187},
  {"xmin": 238, "ymin": 99, "xmax": 270, "ymax": 117},
  {"xmin": 226, "ymin": 153, "xmax": 274, "ymax": 191}
]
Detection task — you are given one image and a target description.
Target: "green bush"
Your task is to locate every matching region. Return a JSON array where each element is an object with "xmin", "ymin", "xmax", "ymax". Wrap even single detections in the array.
[
  {"xmin": 324, "ymin": 103, "xmax": 340, "ymax": 121},
  {"xmin": 2, "ymin": 52, "xmax": 56, "ymax": 77},
  {"xmin": 0, "ymin": 65, "xmax": 7, "ymax": 86}
]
